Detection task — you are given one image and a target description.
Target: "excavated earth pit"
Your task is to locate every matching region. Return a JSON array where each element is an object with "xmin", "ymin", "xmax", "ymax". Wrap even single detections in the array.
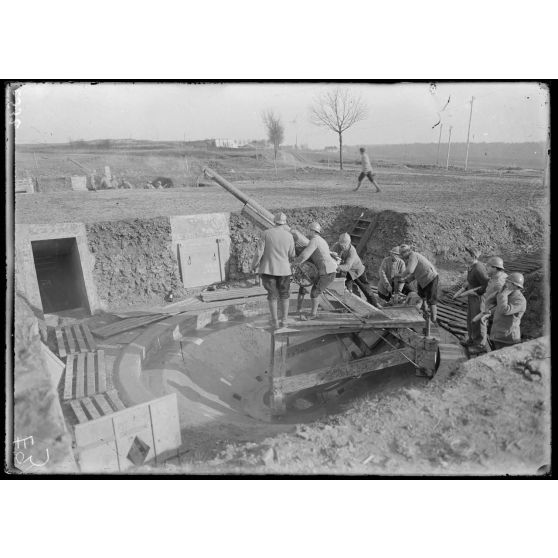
[
  {"xmin": 13, "ymin": 194, "xmax": 549, "ymax": 472},
  {"xmin": 136, "ymin": 299, "xmax": 432, "ymax": 462}
]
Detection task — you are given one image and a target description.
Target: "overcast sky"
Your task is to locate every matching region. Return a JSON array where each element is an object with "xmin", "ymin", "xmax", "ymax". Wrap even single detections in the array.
[{"xmin": 15, "ymin": 82, "xmax": 549, "ymax": 148}]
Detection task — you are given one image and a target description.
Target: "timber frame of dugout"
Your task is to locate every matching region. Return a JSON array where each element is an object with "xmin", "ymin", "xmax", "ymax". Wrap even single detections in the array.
[{"xmin": 262, "ymin": 285, "xmax": 440, "ymax": 416}]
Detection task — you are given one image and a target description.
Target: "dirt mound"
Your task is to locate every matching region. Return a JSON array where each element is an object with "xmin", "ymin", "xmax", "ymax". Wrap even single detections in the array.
[
  {"xmin": 86, "ymin": 218, "xmax": 188, "ymax": 308},
  {"xmin": 228, "ymin": 206, "xmax": 360, "ymax": 278},
  {"xmin": 12, "ymin": 294, "xmax": 76, "ymax": 473},
  {"xmin": 205, "ymin": 337, "xmax": 550, "ymax": 475}
]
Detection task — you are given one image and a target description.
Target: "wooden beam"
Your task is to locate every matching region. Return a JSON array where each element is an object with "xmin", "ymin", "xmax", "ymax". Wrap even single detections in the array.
[
  {"xmin": 75, "ymin": 352, "xmax": 86, "ymax": 398},
  {"xmin": 82, "ymin": 324, "xmax": 97, "ymax": 352},
  {"xmin": 274, "ymin": 349, "xmax": 414, "ymax": 394},
  {"xmin": 73, "ymin": 324, "xmax": 87, "ymax": 353},
  {"xmin": 287, "ymin": 334, "xmax": 340, "ymax": 357},
  {"xmin": 55, "ymin": 327, "xmax": 66, "ymax": 358},
  {"xmin": 270, "ymin": 334, "xmax": 289, "ymax": 414},
  {"xmin": 86, "ymin": 352, "xmax": 96, "ymax": 395},
  {"xmin": 97, "ymin": 350, "xmax": 107, "ymax": 393},
  {"xmin": 63, "ymin": 354, "xmax": 74, "ymax": 400},
  {"xmin": 65, "ymin": 326, "xmax": 76, "ymax": 354}
]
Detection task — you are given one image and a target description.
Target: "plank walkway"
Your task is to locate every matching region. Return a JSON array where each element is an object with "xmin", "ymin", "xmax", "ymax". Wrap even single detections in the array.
[
  {"xmin": 55, "ymin": 323, "xmax": 97, "ymax": 358},
  {"xmin": 62, "ymin": 351, "xmax": 112, "ymax": 400},
  {"xmin": 67, "ymin": 391, "xmax": 126, "ymax": 423}
]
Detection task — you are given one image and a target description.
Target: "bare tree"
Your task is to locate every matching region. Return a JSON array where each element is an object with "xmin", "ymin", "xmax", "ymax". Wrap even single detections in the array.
[
  {"xmin": 310, "ymin": 88, "xmax": 368, "ymax": 169},
  {"xmin": 262, "ymin": 110, "xmax": 285, "ymax": 161}
]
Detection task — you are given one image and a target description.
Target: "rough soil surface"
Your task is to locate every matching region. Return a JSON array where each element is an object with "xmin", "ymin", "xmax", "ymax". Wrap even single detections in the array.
[
  {"xmin": 86, "ymin": 218, "xmax": 188, "ymax": 308},
  {"xmin": 14, "ymin": 169, "xmax": 546, "ymax": 224},
  {"xmin": 197, "ymin": 337, "xmax": 550, "ymax": 476},
  {"xmin": 12, "ymin": 294, "xmax": 76, "ymax": 473}
]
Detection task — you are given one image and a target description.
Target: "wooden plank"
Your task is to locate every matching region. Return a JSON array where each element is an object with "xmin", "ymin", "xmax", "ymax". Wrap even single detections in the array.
[
  {"xmin": 73, "ymin": 324, "xmax": 87, "ymax": 353},
  {"xmin": 326, "ymin": 290, "xmax": 389, "ymax": 319},
  {"xmin": 275, "ymin": 349, "xmax": 414, "ymax": 394},
  {"xmin": 351, "ymin": 333, "xmax": 373, "ymax": 356},
  {"xmin": 106, "ymin": 389, "xmax": 125, "ymax": 411},
  {"xmin": 81, "ymin": 397, "xmax": 101, "ymax": 420},
  {"xmin": 86, "ymin": 352, "xmax": 96, "ymax": 395},
  {"xmin": 69, "ymin": 400, "xmax": 88, "ymax": 424},
  {"xmin": 63, "ymin": 354, "xmax": 75, "ymax": 400},
  {"xmin": 55, "ymin": 327, "xmax": 67, "ymax": 358},
  {"xmin": 93, "ymin": 394, "xmax": 114, "ymax": 416},
  {"xmin": 82, "ymin": 324, "xmax": 97, "ymax": 352},
  {"xmin": 65, "ymin": 326, "xmax": 76, "ymax": 354},
  {"xmin": 91, "ymin": 314, "xmax": 167, "ymax": 339},
  {"xmin": 201, "ymin": 283, "xmax": 299, "ymax": 303},
  {"xmin": 75, "ymin": 353, "xmax": 86, "ymax": 398},
  {"xmin": 270, "ymin": 334, "xmax": 289, "ymax": 414},
  {"xmin": 287, "ymin": 334, "xmax": 340, "ymax": 357},
  {"xmin": 97, "ymin": 350, "xmax": 107, "ymax": 393}
]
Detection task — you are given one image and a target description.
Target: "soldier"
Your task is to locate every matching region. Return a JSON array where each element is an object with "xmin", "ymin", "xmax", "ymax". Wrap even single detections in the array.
[
  {"xmin": 354, "ymin": 147, "xmax": 381, "ymax": 193},
  {"xmin": 251, "ymin": 212, "xmax": 296, "ymax": 329},
  {"xmin": 489, "ymin": 272, "xmax": 527, "ymax": 350},
  {"xmin": 399, "ymin": 244, "xmax": 440, "ymax": 323},
  {"xmin": 293, "ymin": 222, "xmax": 337, "ymax": 320},
  {"xmin": 377, "ymin": 246, "xmax": 408, "ymax": 304},
  {"xmin": 330, "ymin": 233, "xmax": 379, "ymax": 307},
  {"xmin": 453, "ymin": 248, "xmax": 490, "ymax": 353}
]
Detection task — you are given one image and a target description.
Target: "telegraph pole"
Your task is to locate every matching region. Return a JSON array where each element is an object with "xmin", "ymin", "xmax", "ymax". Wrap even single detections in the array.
[
  {"xmin": 445, "ymin": 126, "xmax": 453, "ymax": 170},
  {"xmin": 464, "ymin": 96, "xmax": 475, "ymax": 171},
  {"xmin": 543, "ymin": 129, "xmax": 550, "ymax": 188},
  {"xmin": 436, "ymin": 123, "xmax": 443, "ymax": 166}
]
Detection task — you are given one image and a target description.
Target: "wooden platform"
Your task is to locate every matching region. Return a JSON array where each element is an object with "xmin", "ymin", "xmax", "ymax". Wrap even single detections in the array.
[
  {"xmin": 55, "ymin": 323, "xmax": 97, "ymax": 358},
  {"xmin": 62, "ymin": 350, "xmax": 110, "ymax": 400}
]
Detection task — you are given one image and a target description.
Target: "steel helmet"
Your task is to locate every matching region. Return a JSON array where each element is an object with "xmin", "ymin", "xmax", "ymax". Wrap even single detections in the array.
[
  {"xmin": 399, "ymin": 244, "xmax": 412, "ymax": 256},
  {"xmin": 309, "ymin": 222, "xmax": 322, "ymax": 234},
  {"xmin": 506, "ymin": 272, "xmax": 524, "ymax": 289},
  {"xmin": 487, "ymin": 256, "xmax": 504, "ymax": 270},
  {"xmin": 274, "ymin": 212, "xmax": 287, "ymax": 225},
  {"xmin": 390, "ymin": 246, "xmax": 400, "ymax": 255},
  {"xmin": 339, "ymin": 232, "xmax": 351, "ymax": 245}
]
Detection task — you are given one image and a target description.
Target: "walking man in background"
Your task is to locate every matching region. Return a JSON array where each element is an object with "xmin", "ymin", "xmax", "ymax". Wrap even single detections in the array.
[
  {"xmin": 377, "ymin": 246, "xmax": 408, "ymax": 304},
  {"xmin": 452, "ymin": 248, "xmax": 490, "ymax": 353},
  {"xmin": 399, "ymin": 244, "xmax": 439, "ymax": 323},
  {"xmin": 354, "ymin": 147, "xmax": 381, "ymax": 192},
  {"xmin": 252, "ymin": 212, "xmax": 296, "ymax": 329},
  {"xmin": 330, "ymin": 233, "xmax": 380, "ymax": 307},
  {"xmin": 294, "ymin": 222, "xmax": 337, "ymax": 320}
]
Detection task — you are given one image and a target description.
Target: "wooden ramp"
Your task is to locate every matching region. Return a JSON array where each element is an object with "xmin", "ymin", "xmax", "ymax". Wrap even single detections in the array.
[
  {"xmin": 55, "ymin": 323, "xmax": 97, "ymax": 358},
  {"xmin": 200, "ymin": 283, "xmax": 300, "ymax": 303}
]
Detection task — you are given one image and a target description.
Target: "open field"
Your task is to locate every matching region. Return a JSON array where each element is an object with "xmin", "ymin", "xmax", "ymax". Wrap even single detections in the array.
[{"xmin": 15, "ymin": 167, "xmax": 546, "ymax": 223}]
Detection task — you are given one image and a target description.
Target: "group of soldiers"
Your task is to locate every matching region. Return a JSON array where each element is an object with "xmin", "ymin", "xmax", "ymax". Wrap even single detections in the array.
[{"xmin": 251, "ymin": 213, "xmax": 527, "ymax": 353}]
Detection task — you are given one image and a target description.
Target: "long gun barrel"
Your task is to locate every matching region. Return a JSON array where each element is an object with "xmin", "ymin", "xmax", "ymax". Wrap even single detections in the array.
[{"xmin": 202, "ymin": 166, "xmax": 310, "ymax": 246}]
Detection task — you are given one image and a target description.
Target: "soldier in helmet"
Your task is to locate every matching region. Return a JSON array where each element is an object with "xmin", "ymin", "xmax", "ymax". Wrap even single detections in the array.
[
  {"xmin": 252, "ymin": 212, "xmax": 296, "ymax": 329},
  {"xmin": 471, "ymin": 256, "xmax": 508, "ymax": 344},
  {"xmin": 452, "ymin": 247, "xmax": 490, "ymax": 353},
  {"xmin": 489, "ymin": 272, "xmax": 527, "ymax": 350},
  {"xmin": 330, "ymin": 232, "xmax": 379, "ymax": 307},
  {"xmin": 293, "ymin": 221, "xmax": 337, "ymax": 320},
  {"xmin": 377, "ymin": 246, "xmax": 408, "ymax": 304}
]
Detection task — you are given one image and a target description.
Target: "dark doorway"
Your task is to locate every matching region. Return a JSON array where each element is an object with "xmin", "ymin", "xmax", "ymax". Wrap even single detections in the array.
[{"xmin": 31, "ymin": 237, "xmax": 90, "ymax": 314}]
